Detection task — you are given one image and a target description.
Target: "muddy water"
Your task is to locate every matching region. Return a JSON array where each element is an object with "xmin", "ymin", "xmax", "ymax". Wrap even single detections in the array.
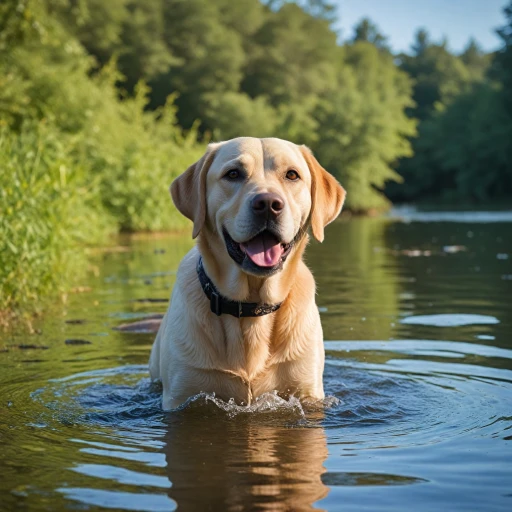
[{"xmin": 1, "ymin": 213, "xmax": 511, "ymax": 511}]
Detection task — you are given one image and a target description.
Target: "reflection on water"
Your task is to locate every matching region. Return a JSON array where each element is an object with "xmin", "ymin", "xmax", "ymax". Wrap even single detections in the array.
[
  {"xmin": 162, "ymin": 407, "xmax": 328, "ymax": 511},
  {"xmin": 388, "ymin": 206, "xmax": 512, "ymax": 223},
  {"xmin": 400, "ymin": 313, "xmax": 500, "ymax": 326},
  {"xmin": 308, "ymin": 218, "xmax": 401, "ymax": 342},
  {"xmin": 1, "ymin": 215, "xmax": 512, "ymax": 511}
]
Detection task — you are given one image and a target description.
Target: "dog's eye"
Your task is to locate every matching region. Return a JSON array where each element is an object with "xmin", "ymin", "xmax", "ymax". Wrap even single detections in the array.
[
  {"xmin": 286, "ymin": 170, "xmax": 300, "ymax": 181},
  {"xmin": 225, "ymin": 169, "xmax": 241, "ymax": 180}
]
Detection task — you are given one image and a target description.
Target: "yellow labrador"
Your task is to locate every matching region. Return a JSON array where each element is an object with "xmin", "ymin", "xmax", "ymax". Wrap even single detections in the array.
[{"xmin": 149, "ymin": 137, "xmax": 345, "ymax": 410}]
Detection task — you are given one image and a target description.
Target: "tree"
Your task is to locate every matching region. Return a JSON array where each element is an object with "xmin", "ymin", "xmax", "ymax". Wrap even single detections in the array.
[
  {"xmin": 0, "ymin": 0, "xmax": 421, "ymax": 213},
  {"xmin": 460, "ymin": 38, "xmax": 491, "ymax": 81},
  {"xmin": 56, "ymin": 0, "xmax": 129, "ymax": 66},
  {"xmin": 389, "ymin": 8, "xmax": 507, "ymax": 204},
  {"xmin": 243, "ymin": 2, "xmax": 338, "ymax": 105},
  {"xmin": 313, "ymin": 43, "xmax": 416, "ymax": 211},
  {"xmin": 399, "ymin": 34, "xmax": 471, "ymax": 121},
  {"xmin": 411, "ymin": 28, "xmax": 429, "ymax": 57},
  {"xmin": 494, "ymin": 1, "xmax": 512, "ymax": 113},
  {"xmin": 352, "ymin": 17, "xmax": 389, "ymax": 51},
  {"xmin": 265, "ymin": 0, "xmax": 338, "ymax": 24},
  {"xmin": 149, "ymin": 0, "xmax": 247, "ymax": 129},
  {"xmin": 203, "ymin": 92, "xmax": 277, "ymax": 140}
]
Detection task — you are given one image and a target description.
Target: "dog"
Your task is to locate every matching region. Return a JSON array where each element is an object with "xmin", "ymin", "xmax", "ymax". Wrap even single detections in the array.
[{"xmin": 149, "ymin": 137, "xmax": 345, "ymax": 410}]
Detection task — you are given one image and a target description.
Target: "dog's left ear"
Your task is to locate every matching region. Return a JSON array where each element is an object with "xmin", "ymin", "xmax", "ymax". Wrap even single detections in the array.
[
  {"xmin": 170, "ymin": 143, "xmax": 219, "ymax": 238},
  {"xmin": 300, "ymin": 146, "xmax": 346, "ymax": 242}
]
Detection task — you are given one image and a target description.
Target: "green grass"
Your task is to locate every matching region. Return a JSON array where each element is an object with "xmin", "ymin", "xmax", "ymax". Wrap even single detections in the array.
[
  {"xmin": 0, "ymin": 124, "xmax": 113, "ymax": 318},
  {"xmin": 0, "ymin": 90, "xmax": 202, "ymax": 320},
  {"xmin": 0, "ymin": 15, "xmax": 203, "ymax": 319}
]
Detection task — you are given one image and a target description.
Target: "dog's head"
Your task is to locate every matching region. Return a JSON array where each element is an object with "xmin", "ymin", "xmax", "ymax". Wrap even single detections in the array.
[{"xmin": 171, "ymin": 137, "xmax": 345, "ymax": 277}]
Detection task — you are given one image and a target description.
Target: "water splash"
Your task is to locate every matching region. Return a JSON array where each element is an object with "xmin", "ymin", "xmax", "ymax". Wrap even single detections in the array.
[
  {"xmin": 174, "ymin": 390, "xmax": 339, "ymax": 419},
  {"xmin": 33, "ymin": 365, "xmax": 340, "ymax": 428}
]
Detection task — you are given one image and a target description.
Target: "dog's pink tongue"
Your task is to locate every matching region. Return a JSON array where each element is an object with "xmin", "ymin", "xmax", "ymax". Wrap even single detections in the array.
[{"xmin": 242, "ymin": 233, "xmax": 284, "ymax": 267}]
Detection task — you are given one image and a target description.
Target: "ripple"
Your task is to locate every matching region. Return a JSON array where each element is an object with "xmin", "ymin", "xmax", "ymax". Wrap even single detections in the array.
[
  {"xmin": 322, "ymin": 339, "xmax": 512, "ymax": 450},
  {"xmin": 173, "ymin": 390, "xmax": 336, "ymax": 418},
  {"xmin": 322, "ymin": 472, "xmax": 427, "ymax": 487},
  {"xmin": 400, "ymin": 313, "xmax": 500, "ymax": 327},
  {"xmin": 31, "ymin": 337, "xmax": 512, "ymax": 453},
  {"xmin": 34, "ymin": 366, "xmax": 332, "ymax": 428},
  {"xmin": 71, "ymin": 464, "xmax": 170, "ymax": 488},
  {"xmin": 24, "ymin": 338, "xmax": 512, "ymax": 512},
  {"xmin": 58, "ymin": 488, "xmax": 176, "ymax": 512}
]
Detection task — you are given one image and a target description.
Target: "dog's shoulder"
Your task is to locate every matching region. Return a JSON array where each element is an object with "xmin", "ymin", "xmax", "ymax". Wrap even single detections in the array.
[{"xmin": 175, "ymin": 246, "xmax": 200, "ymax": 289}]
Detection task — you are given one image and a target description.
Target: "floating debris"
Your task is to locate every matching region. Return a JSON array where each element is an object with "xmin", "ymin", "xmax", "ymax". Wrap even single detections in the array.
[
  {"xmin": 13, "ymin": 344, "xmax": 49, "ymax": 350},
  {"xmin": 114, "ymin": 318, "xmax": 163, "ymax": 333},
  {"xmin": 397, "ymin": 249, "xmax": 432, "ymax": 257},
  {"xmin": 378, "ymin": 245, "xmax": 468, "ymax": 257},
  {"xmin": 132, "ymin": 298, "xmax": 168, "ymax": 303},
  {"xmin": 443, "ymin": 245, "xmax": 467, "ymax": 254},
  {"xmin": 65, "ymin": 339, "xmax": 92, "ymax": 345}
]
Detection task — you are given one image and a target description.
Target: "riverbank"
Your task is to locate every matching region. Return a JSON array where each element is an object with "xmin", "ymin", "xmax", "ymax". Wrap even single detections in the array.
[{"xmin": 0, "ymin": 117, "xmax": 201, "ymax": 324}]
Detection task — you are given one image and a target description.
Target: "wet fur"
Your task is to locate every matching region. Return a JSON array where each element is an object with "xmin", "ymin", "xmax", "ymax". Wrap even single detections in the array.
[{"xmin": 149, "ymin": 137, "xmax": 345, "ymax": 410}]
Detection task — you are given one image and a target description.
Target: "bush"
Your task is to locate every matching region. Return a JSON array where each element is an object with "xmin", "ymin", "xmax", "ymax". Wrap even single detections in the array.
[
  {"xmin": 0, "ymin": 2, "xmax": 203, "ymax": 316},
  {"xmin": 0, "ymin": 123, "xmax": 114, "ymax": 314}
]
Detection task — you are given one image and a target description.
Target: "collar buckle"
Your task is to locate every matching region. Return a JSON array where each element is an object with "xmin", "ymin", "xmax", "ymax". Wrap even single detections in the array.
[{"xmin": 210, "ymin": 290, "xmax": 222, "ymax": 316}]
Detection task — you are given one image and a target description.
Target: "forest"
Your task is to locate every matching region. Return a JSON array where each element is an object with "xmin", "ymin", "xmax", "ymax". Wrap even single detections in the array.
[{"xmin": 1, "ymin": 0, "xmax": 511, "ymax": 316}]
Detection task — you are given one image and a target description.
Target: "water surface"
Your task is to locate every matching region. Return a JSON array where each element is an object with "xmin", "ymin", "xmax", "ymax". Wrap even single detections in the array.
[{"xmin": 1, "ymin": 214, "xmax": 511, "ymax": 511}]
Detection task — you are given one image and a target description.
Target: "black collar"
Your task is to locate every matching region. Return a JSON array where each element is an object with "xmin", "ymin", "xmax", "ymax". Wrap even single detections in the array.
[{"xmin": 196, "ymin": 257, "xmax": 282, "ymax": 318}]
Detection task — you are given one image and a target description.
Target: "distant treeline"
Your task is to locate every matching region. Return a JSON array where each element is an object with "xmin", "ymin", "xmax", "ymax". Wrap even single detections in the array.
[
  {"xmin": 2, "ymin": 1, "xmax": 511, "ymax": 209},
  {"xmin": 1, "ymin": 0, "xmax": 511, "ymax": 315}
]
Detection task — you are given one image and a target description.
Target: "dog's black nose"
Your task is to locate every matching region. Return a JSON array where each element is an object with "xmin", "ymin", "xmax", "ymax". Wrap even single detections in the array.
[{"xmin": 251, "ymin": 193, "xmax": 285, "ymax": 217}]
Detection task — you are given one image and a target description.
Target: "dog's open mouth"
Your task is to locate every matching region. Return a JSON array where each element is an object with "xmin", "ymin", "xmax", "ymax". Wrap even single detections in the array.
[
  {"xmin": 223, "ymin": 228, "xmax": 293, "ymax": 272},
  {"xmin": 240, "ymin": 231, "xmax": 291, "ymax": 267}
]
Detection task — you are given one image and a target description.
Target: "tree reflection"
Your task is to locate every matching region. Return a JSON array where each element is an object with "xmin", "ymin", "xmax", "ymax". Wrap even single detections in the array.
[{"xmin": 308, "ymin": 218, "xmax": 400, "ymax": 341}]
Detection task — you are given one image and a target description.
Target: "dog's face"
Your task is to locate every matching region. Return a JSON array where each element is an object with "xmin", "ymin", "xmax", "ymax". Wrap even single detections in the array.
[
  {"xmin": 171, "ymin": 137, "xmax": 345, "ymax": 277},
  {"xmin": 205, "ymin": 138, "xmax": 313, "ymax": 276}
]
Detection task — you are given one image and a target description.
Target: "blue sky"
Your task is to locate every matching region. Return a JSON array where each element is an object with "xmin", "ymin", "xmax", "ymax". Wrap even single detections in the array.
[{"xmin": 334, "ymin": 0, "xmax": 507, "ymax": 54}]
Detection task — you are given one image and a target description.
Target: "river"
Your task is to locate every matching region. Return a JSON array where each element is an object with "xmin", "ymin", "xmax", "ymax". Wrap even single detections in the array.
[{"xmin": 1, "ymin": 211, "xmax": 511, "ymax": 511}]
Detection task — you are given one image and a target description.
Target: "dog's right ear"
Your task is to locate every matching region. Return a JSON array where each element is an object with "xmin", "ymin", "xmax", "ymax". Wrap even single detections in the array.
[{"xmin": 170, "ymin": 144, "xmax": 219, "ymax": 238}]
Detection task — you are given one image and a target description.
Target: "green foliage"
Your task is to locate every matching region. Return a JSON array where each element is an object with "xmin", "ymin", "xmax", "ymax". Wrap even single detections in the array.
[
  {"xmin": 152, "ymin": 0, "xmax": 248, "ymax": 128},
  {"xmin": 2, "ymin": 0, "xmax": 510, "ymax": 315},
  {"xmin": 389, "ymin": 3, "xmax": 512, "ymax": 203},
  {"xmin": 244, "ymin": 3, "xmax": 338, "ymax": 105},
  {"xmin": 92, "ymin": 84, "xmax": 203, "ymax": 232},
  {"xmin": 399, "ymin": 35, "xmax": 472, "ymax": 121},
  {"xmin": 0, "ymin": 0, "xmax": 202, "ymax": 313},
  {"xmin": 460, "ymin": 38, "xmax": 492, "ymax": 81},
  {"xmin": 204, "ymin": 92, "xmax": 278, "ymax": 140},
  {"xmin": 24, "ymin": 0, "xmax": 416, "ymax": 214},
  {"xmin": 352, "ymin": 18, "xmax": 390, "ymax": 52},
  {"xmin": 494, "ymin": 2, "xmax": 512, "ymax": 113},
  {"xmin": 396, "ymin": 84, "xmax": 511, "ymax": 201},
  {"xmin": 0, "ymin": 123, "xmax": 113, "ymax": 312},
  {"xmin": 313, "ymin": 43, "xmax": 416, "ymax": 211}
]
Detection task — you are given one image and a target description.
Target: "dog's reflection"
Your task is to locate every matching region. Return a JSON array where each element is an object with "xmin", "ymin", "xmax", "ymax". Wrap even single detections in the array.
[{"xmin": 162, "ymin": 408, "xmax": 329, "ymax": 511}]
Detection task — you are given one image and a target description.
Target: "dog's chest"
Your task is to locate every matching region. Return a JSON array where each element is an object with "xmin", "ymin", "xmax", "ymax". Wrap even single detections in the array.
[
  {"xmin": 220, "ymin": 316, "xmax": 303, "ymax": 390},
  {"xmin": 219, "ymin": 316, "xmax": 274, "ymax": 379}
]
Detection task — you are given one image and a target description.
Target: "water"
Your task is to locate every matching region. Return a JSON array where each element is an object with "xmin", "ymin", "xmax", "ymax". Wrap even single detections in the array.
[{"xmin": 1, "ymin": 213, "xmax": 511, "ymax": 511}]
